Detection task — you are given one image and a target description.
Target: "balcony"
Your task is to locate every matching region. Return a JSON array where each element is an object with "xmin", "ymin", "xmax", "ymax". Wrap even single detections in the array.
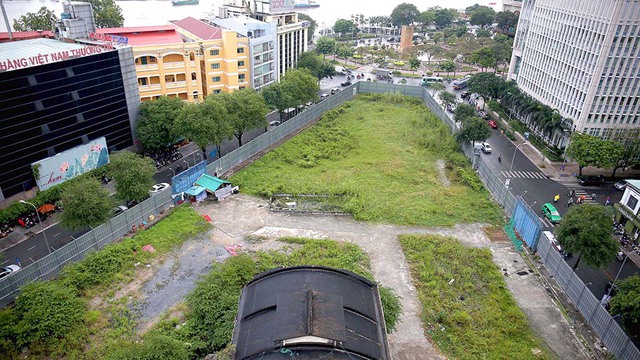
[{"xmin": 165, "ymin": 81, "xmax": 188, "ymax": 90}]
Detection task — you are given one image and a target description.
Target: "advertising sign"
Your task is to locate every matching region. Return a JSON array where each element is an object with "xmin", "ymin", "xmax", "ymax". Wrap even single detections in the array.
[
  {"xmin": 32, "ymin": 137, "xmax": 110, "ymax": 191},
  {"xmin": 270, "ymin": 0, "xmax": 294, "ymax": 13}
]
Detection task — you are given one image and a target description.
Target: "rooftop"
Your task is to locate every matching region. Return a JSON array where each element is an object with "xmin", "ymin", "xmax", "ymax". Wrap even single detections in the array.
[
  {"xmin": 97, "ymin": 25, "xmax": 183, "ymax": 45},
  {"xmin": 0, "ymin": 38, "xmax": 93, "ymax": 72},
  {"xmin": 173, "ymin": 17, "xmax": 222, "ymax": 40},
  {"xmin": 0, "ymin": 31, "xmax": 54, "ymax": 42},
  {"xmin": 627, "ymin": 179, "xmax": 640, "ymax": 192}
]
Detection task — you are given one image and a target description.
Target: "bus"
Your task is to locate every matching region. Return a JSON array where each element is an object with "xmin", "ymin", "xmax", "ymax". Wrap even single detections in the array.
[
  {"xmin": 420, "ymin": 76, "xmax": 444, "ymax": 86},
  {"xmin": 452, "ymin": 77, "xmax": 470, "ymax": 90}
]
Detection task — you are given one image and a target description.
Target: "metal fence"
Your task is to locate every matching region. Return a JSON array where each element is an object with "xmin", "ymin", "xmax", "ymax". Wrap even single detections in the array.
[{"xmin": 0, "ymin": 188, "xmax": 173, "ymax": 307}]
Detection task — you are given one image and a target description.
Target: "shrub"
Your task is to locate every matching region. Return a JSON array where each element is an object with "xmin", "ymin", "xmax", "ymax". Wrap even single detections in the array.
[
  {"xmin": 379, "ymin": 286, "xmax": 402, "ymax": 332},
  {"xmin": 455, "ymin": 168, "xmax": 484, "ymax": 191},
  {"xmin": 106, "ymin": 334, "xmax": 189, "ymax": 360},
  {"xmin": 391, "ymin": 70, "xmax": 401, "ymax": 76}
]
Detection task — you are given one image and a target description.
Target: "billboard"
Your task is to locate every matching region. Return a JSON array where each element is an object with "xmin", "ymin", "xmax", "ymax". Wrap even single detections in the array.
[
  {"xmin": 32, "ymin": 137, "xmax": 110, "ymax": 191},
  {"xmin": 270, "ymin": 0, "xmax": 294, "ymax": 13}
]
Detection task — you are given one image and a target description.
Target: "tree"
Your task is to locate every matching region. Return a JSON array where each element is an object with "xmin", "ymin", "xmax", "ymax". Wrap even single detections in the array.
[
  {"xmin": 566, "ymin": 133, "xmax": 623, "ymax": 175},
  {"xmin": 455, "ymin": 117, "xmax": 491, "ymax": 144},
  {"xmin": 439, "ymin": 91, "xmax": 457, "ymax": 111},
  {"xmin": 454, "ymin": 103, "xmax": 477, "ymax": 123},
  {"xmin": 13, "ymin": 7, "xmax": 58, "ymax": 31},
  {"xmin": 282, "ymin": 68, "xmax": 320, "ymax": 106},
  {"xmin": 427, "ymin": 82, "xmax": 445, "ymax": 96},
  {"xmin": 60, "ymin": 177, "xmax": 112, "ymax": 230},
  {"xmin": 297, "ymin": 52, "xmax": 335, "ymax": 81},
  {"xmin": 470, "ymin": 46, "xmax": 496, "ymax": 71},
  {"xmin": 440, "ymin": 60, "xmax": 456, "ymax": 77},
  {"xmin": 85, "ymin": 0, "xmax": 124, "ymax": 28},
  {"xmin": 556, "ymin": 204, "xmax": 618, "ymax": 270},
  {"xmin": 390, "ymin": 3, "xmax": 420, "ymax": 27},
  {"xmin": 298, "ymin": 13, "xmax": 317, "ymax": 44},
  {"xmin": 176, "ymin": 97, "xmax": 231, "ymax": 158},
  {"xmin": 336, "ymin": 46, "xmax": 354, "ymax": 66},
  {"xmin": 476, "ymin": 29, "xmax": 492, "ymax": 38},
  {"xmin": 409, "ymin": 57, "xmax": 421, "ymax": 75},
  {"xmin": 495, "ymin": 11, "xmax": 519, "ymax": 36},
  {"xmin": 609, "ymin": 275, "xmax": 640, "ymax": 328},
  {"xmin": 434, "ymin": 8, "xmax": 454, "ymax": 29},
  {"xmin": 135, "ymin": 96, "xmax": 184, "ymax": 152},
  {"xmin": 611, "ymin": 138, "xmax": 640, "ymax": 177},
  {"xmin": 468, "ymin": 72, "xmax": 503, "ymax": 108},
  {"xmin": 221, "ymin": 89, "xmax": 269, "ymax": 147},
  {"xmin": 315, "ymin": 37, "xmax": 336, "ymax": 58},
  {"xmin": 418, "ymin": 10, "xmax": 435, "ymax": 29},
  {"xmin": 492, "ymin": 39, "xmax": 513, "ymax": 73},
  {"xmin": 333, "ymin": 19, "xmax": 355, "ymax": 35},
  {"xmin": 263, "ymin": 82, "xmax": 294, "ymax": 121},
  {"xmin": 109, "ymin": 151, "xmax": 156, "ymax": 202},
  {"xmin": 469, "ymin": 6, "xmax": 496, "ymax": 28}
]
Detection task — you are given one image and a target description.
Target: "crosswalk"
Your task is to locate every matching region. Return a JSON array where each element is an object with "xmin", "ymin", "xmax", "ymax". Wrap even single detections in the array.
[
  {"xmin": 540, "ymin": 217, "xmax": 556, "ymax": 228},
  {"xmin": 500, "ymin": 170, "xmax": 548, "ymax": 179}
]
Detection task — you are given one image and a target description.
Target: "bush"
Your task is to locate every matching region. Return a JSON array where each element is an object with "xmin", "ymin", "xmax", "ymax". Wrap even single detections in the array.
[
  {"xmin": 379, "ymin": 286, "xmax": 402, "ymax": 332},
  {"xmin": 353, "ymin": 54, "xmax": 363, "ymax": 59},
  {"xmin": 391, "ymin": 70, "xmax": 401, "ymax": 76},
  {"xmin": 106, "ymin": 334, "xmax": 189, "ymax": 360}
]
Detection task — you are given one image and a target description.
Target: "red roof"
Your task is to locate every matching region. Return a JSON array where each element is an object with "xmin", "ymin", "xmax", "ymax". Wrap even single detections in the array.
[
  {"xmin": 173, "ymin": 17, "xmax": 222, "ymax": 40},
  {"xmin": 0, "ymin": 31, "xmax": 54, "ymax": 42},
  {"xmin": 97, "ymin": 25, "xmax": 184, "ymax": 45}
]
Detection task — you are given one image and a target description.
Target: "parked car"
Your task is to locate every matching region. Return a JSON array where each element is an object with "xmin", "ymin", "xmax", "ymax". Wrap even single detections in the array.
[
  {"xmin": 487, "ymin": 120, "xmax": 498, "ymax": 129},
  {"xmin": 341, "ymin": 80, "xmax": 352, "ymax": 87},
  {"xmin": 460, "ymin": 91, "xmax": 471, "ymax": 99},
  {"xmin": 614, "ymin": 180, "xmax": 628, "ymax": 191},
  {"xmin": 481, "ymin": 142, "xmax": 492, "ymax": 153},
  {"xmin": 543, "ymin": 231, "xmax": 563, "ymax": 252},
  {"xmin": 149, "ymin": 183, "xmax": 170, "ymax": 194},
  {"xmin": 269, "ymin": 120, "xmax": 281, "ymax": 126},
  {"xmin": 0, "ymin": 264, "xmax": 20, "ymax": 279},
  {"xmin": 112, "ymin": 205, "xmax": 128, "ymax": 216},
  {"xmin": 331, "ymin": 88, "xmax": 341, "ymax": 95},
  {"xmin": 542, "ymin": 203, "xmax": 562, "ymax": 224},
  {"xmin": 317, "ymin": 94, "xmax": 330, "ymax": 103},
  {"xmin": 576, "ymin": 175, "xmax": 605, "ymax": 186}
]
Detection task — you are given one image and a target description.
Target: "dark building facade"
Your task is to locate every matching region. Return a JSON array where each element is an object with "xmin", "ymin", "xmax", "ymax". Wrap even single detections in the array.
[{"xmin": 0, "ymin": 41, "xmax": 139, "ymax": 200}]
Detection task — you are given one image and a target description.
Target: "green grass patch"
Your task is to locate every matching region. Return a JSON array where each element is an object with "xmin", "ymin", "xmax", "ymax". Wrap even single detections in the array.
[
  {"xmin": 150, "ymin": 237, "xmax": 402, "ymax": 358},
  {"xmin": 231, "ymin": 94, "xmax": 501, "ymax": 226},
  {"xmin": 399, "ymin": 234, "xmax": 551, "ymax": 360}
]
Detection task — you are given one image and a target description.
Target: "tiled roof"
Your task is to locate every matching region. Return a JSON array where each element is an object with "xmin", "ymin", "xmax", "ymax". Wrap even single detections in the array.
[
  {"xmin": 173, "ymin": 17, "xmax": 222, "ymax": 40},
  {"xmin": 97, "ymin": 26, "xmax": 183, "ymax": 45}
]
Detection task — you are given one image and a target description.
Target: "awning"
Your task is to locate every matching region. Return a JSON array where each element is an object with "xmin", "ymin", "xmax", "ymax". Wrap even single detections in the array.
[
  {"xmin": 184, "ymin": 186, "xmax": 206, "ymax": 196},
  {"xmin": 194, "ymin": 174, "xmax": 231, "ymax": 193}
]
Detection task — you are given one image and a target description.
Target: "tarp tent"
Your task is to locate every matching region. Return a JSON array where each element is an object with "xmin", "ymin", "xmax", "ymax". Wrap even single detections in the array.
[
  {"xmin": 184, "ymin": 185, "xmax": 207, "ymax": 203},
  {"xmin": 195, "ymin": 174, "xmax": 234, "ymax": 200}
]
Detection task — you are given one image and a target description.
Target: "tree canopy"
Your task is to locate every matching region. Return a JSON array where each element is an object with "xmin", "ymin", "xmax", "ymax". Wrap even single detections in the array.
[
  {"xmin": 609, "ymin": 274, "xmax": 640, "ymax": 328},
  {"xmin": 174, "ymin": 96, "xmax": 231, "ymax": 157},
  {"xmin": 469, "ymin": 6, "xmax": 496, "ymax": 28},
  {"xmin": 470, "ymin": 46, "xmax": 496, "ymax": 71},
  {"xmin": 336, "ymin": 46, "xmax": 354, "ymax": 65},
  {"xmin": 468, "ymin": 72, "xmax": 503, "ymax": 102},
  {"xmin": 315, "ymin": 37, "xmax": 336, "ymax": 58},
  {"xmin": 297, "ymin": 52, "xmax": 336, "ymax": 81},
  {"xmin": 495, "ymin": 11, "xmax": 519, "ymax": 35},
  {"xmin": 13, "ymin": 7, "xmax": 58, "ymax": 31},
  {"xmin": 333, "ymin": 19, "xmax": 355, "ymax": 35},
  {"xmin": 434, "ymin": 8, "xmax": 455, "ymax": 29},
  {"xmin": 390, "ymin": 3, "xmax": 420, "ymax": 27},
  {"xmin": 263, "ymin": 82, "xmax": 294, "ymax": 120},
  {"xmin": 439, "ymin": 91, "xmax": 457, "ymax": 111},
  {"xmin": 456, "ymin": 117, "xmax": 491, "ymax": 144},
  {"xmin": 281, "ymin": 68, "xmax": 319, "ymax": 105},
  {"xmin": 109, "ymin": 151, "xmax": 156, "ymax": 202},
  {"xmin": 454, "ymin": 103, "xmax": 477, "ymax": 123},
  {"xmin": 556, "ymin": 204, "xmax": 618, "ymax": 270},
  {"xmin": 220, "ymin": 89, "xmax": 269, "ymax": 146},
  {"xmin": 566, "ymin": 133, "xmax": 624, "ymax": 175},
  {"xmin": 135, "ymin": 96, "xmax": 184, "ymax": 152},
  {"xmin": 85, "ymin": 0, "xmax": 124, "ymax": 28},
  {"xmin": 60, "ymin": 177, "xmax": 113, "ymax": 230}
]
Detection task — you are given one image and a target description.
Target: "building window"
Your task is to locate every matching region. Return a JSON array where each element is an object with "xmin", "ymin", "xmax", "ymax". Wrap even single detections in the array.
[
  {"xmin": 627, "ymin": 195, "xmax": 638, "ymax": 211},
  {"xmin": 238, "ymin": 60, "xmax": 245, "ymax": 67},
  {"xmin": 210, "ymin": 49, "xmax": 220, "ymax": 56},
  {"xmin": 212, "ymin": 76, "xmax": 221, "ymax": 82},
  {"xmin": 239, "ymin": 74, "xmax": 245, "ymax": 81},
  {"xmin": 237, "ymin": 47, "xmax": 244, "ymax": 53},
  {"xmin": 211, "ymin": 63, "xmax": 220, "ymax": 69},
  {"xmin": 213, "ymin": 90, "xmax": 221, "ymax": 94}
]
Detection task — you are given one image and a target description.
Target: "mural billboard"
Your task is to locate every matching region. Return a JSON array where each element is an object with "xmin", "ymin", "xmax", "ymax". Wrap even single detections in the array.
[
  {"xmin": 32, "ymin": 137, "xmax": 110, "ymax": 191},
  {"xmin": 270, "ymin": 0, "xmax": 294, "ymax": 13}
]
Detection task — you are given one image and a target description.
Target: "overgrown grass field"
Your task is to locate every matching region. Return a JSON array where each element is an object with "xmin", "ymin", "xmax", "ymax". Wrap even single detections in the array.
[
  {"xmin": 232, "ymin": 94, "xmax": 502, "ymax": 226},
  {"xmin": 399, "ymin": 234, "xmax": 551, "ymax": 360}
]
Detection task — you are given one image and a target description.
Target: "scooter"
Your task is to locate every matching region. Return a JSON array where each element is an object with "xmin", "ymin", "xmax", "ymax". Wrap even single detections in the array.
[{"xmin": 616, "ymin": 251, "xmax": 625, "ymax": 261}]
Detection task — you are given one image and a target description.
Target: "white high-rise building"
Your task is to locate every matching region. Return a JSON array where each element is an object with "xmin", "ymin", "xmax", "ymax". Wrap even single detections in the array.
[{"xmin": 508, "ymin": 0, "xmax": 640, "ymax": 141}]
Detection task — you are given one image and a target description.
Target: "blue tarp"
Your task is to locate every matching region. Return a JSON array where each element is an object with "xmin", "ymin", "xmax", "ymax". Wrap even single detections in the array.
[
  {"xmin": 184, "ymin": 186, "xmax": 206, "ymax": 196},
  {"xmin": 171, "ymin": 160, "xmax": 207, "ymax": 194},
  {"xmin": 194, "ymin": 174, "xmax": 231, "ymax": 193}
]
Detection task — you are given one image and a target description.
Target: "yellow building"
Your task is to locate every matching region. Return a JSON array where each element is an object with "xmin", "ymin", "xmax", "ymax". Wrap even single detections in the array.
[{"xmin": 99, "ymin": 19, "xmax": 249, "ymax": 103}]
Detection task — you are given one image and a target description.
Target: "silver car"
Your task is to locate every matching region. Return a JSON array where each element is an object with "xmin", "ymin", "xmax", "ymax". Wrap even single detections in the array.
[{"xmin": 0, "ymin": 264, "xmax": 20, "ymax": 279}]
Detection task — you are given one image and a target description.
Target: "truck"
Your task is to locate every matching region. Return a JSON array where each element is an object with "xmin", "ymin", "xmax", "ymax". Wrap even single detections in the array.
[{"xmin": 375, "ymin": 69, "xmax": 391, "ymax": 80}]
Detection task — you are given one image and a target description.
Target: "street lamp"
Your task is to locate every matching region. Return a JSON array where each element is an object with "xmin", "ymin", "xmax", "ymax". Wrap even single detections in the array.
[
  {"xmin": 169, "ymin": 167, "xmax": 176, "ymax": 177},
  {"xmin": 509, "ymin": 142, "xmax": 528, "ymax": 172},
  {"xmin": 606, "ymin": 251, "xmax": 631, "ymax": 299},
  {"xmin": 183, "ymin": 160, "xmax": 189, "ymax": 170},
  {"xmin": 19, "ymin": 200, "xmax": 51, "ymax": 254},
  {"xmin": 195, "ymin": 152, "xmax": 203, "ymax": 163}
]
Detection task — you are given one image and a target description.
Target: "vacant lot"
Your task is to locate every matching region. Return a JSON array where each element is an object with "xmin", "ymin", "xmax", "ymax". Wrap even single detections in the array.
[{"xmin": 232, "ymin": 94, "xmax": 502, "ymax": 226}]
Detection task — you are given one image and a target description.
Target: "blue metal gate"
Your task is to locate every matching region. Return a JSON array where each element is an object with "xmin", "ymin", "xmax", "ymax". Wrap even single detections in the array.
[{"xmin": 510, "ymin": 197, "xmax": 543, "ymax": 250}]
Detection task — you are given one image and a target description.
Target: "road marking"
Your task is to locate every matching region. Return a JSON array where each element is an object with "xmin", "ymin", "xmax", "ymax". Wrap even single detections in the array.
[
  {"xmin": 501, "ymin": 170, "xmax": 547, "ymax": 179},
  {"xmin": 53, "ymin": 232, "xmax": 61, "ymax": 238},
  {"xmin": 1, "ymin": 259, "xmax": 8, "ymax": 265},
  {"xmin": 28, "ymin": 246, "xmax": 36, "ymax": 251}
]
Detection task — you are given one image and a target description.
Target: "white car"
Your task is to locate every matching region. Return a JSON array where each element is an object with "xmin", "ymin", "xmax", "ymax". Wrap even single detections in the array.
[
  {"xmin": 149, "ymin": 183, "xmax": 170, "ymax": 194},
  {"xmin": 614, "ymin": 180, "xmax": 627, "ymax": 191},
  {"xmin": 269, "ymin": 120, "xmax": 281, "ymax": 126},
  {"xmin": 0, "ymin": 264, "xmax": 20, "ymax": 279},
  {"xmin": 475, "ymin": 142, "xmax": 492, "ymax": 153}
]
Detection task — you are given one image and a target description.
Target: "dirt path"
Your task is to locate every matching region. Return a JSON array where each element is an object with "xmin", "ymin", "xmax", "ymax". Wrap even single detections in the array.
[{"xmin": 134, "ymin": 195, "xmax": 589, "ymax": 359}]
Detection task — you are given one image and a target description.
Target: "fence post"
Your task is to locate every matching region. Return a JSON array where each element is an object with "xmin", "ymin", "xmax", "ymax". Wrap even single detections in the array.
[{"xmin": 93, "ymin": 227, "xmax": 99, "ymax": 249}]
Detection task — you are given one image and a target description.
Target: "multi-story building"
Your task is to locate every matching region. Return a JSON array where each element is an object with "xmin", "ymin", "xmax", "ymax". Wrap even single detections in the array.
[
  {"xmin": 508, "ymin": 0, "xmax": 640, "ymax": 142},
  {"xmin": 219, "ymin": 0, "xmax": 309, "ymax": 79},
  {"xmin": 210, "ymin": 15, "xmax": 278, "ymax": 90},
  {"xmin": 99, "ymin": 19, "xmax": 249, "ymax": 102},
  {"xmin": 502, "ymin": 0, "xmax": 523, "ymax": 14},
  {"xmin": 614, "ymin": 180, "xmax": 640, "ymax": 240}
]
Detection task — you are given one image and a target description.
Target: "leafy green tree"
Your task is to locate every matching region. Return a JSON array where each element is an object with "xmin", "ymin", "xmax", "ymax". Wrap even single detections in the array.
[
  {"xmin": 495, "ymin": 11, "xmax": 519, "ymax": 35},
  {"xmin": 469, "ymin": 6, "xmax": 496, "ymax": 28},
  {"xmin": 315, "ymin": 36, "xmax": 336, "ymax": 58},
  {"xmin": 60, "ymin": 177, "xmax": 112, "ymax": 230},
  {"xmin": 297, "ymin": 51, "xmax": 336, "ymax": 81},
  {"xmin": 470, "ymin": 46, "xmax": 496, "ymax": 71},
  {"xmin": 434, "ymin": 8, "xmax": 455, "ymax": 29},
  {"xmin": 14, "ymin": 281, "xmax": 86, "ymax": 348},
  {"xmin": 418, "ymin": 10, "xmax": 435, "ymax": 29},
  {"xmin": 439, "ymin": 91, "xmax": 457, "ymax": 111},
  {"xmin": 409, "ymin": 56, "xmax": 421, "ymax": 75},
  {"xmin": 106, "ymin": 334, "xmax": 189, "ymax": 360},
  {"xmin": 85, "ymin": 0, "xmax": 124, "ymax": 28},
  {"xmin": 609, "ymin": 275, "xmax": 640, "ymax": 327},
  {"xmin": 221, "ymin": 89, "xmax": 269, "ymax": 147},
  {"xmin": 109, "ymin": 151, "xmax": 156, "ymax": 202},
  {"xmin": 556, "ymin": 204, "xmax": 618, "ymax": 270},
  {"xmin": 13, "ymin": 7, "xmax": 57, "ymax": 31},
  {"xmin": 282, "ymin": 68, "xmax": 320, "ymax": 106},
  {"xmin": 174, "ymin": 97, "xmax": 231, "ymax": 158},
  {"xmin": 336, "ymin": 46, "xmax": 354, "ymax": 65},
  {"xmin": 135, "ymin": 96, "xmax": 184, "ymax": 152},
  {"xmin": 455, "ymin": 117, "xmax": 491, "ymax": 144},
  {"xmin": 298, "ymin": 13, "xmax": 316, "ymax": 44},
  {"xmin": 440, "ymin": 60, "xmax": 456, "ymax": 77},
  {"xmin": 333, "ymin": 19, "xmax": 355, "ymax": 35},
  {"xmin": 468, "ymin": 72, "xmax": 503, "ymax": 108},
  {"xmin": 390, "ymin": 3, "xmax": 420, "ymax": 27},
  {"xmin": 567, "ymin": 133, "xmax": 624, "ymax": 175},
  {"xmin": 611, "ymin": 138, "xmax": 640, "ymax": 177},
  {"xmin": 476, "ymin": 29, "xmax": 492, "ymax": 38},
  {"xmin": 465, "ymin": 4, "xmax": 484, "ymax": 15},
  {"xmin": 492, "ymin": 39, "xmax": 513, "ymax": 72},
  {"xmin": 427, "ymin": 82, "xmax": 445, "ymax": 96},
  {"xmin": 262, "ymin": 82, "xmax": 294, "ymax": 121},
  {"xmin": 454, "ymin": 103, "xmax": 476, "ymax": 123}
]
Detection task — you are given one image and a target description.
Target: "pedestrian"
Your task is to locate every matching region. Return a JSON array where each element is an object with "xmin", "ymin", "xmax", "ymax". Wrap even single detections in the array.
[
  {"xmin": 605, "ymin": 196, "xmax": 610, "ymax": 206},
  {"xmin": 567, "ymin": 197, "xmax": 573, "ymax": 207},
  {"xmin": 592, "ymin": 193, "xmax": 597, "ymax": 201},
  {"xmin": 554, "ymin": 194, "xmax": 560, "ymax": 203},
  {"xmin": 580, "ymin": 195, "xmax": 586, "ymax": 203}
]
